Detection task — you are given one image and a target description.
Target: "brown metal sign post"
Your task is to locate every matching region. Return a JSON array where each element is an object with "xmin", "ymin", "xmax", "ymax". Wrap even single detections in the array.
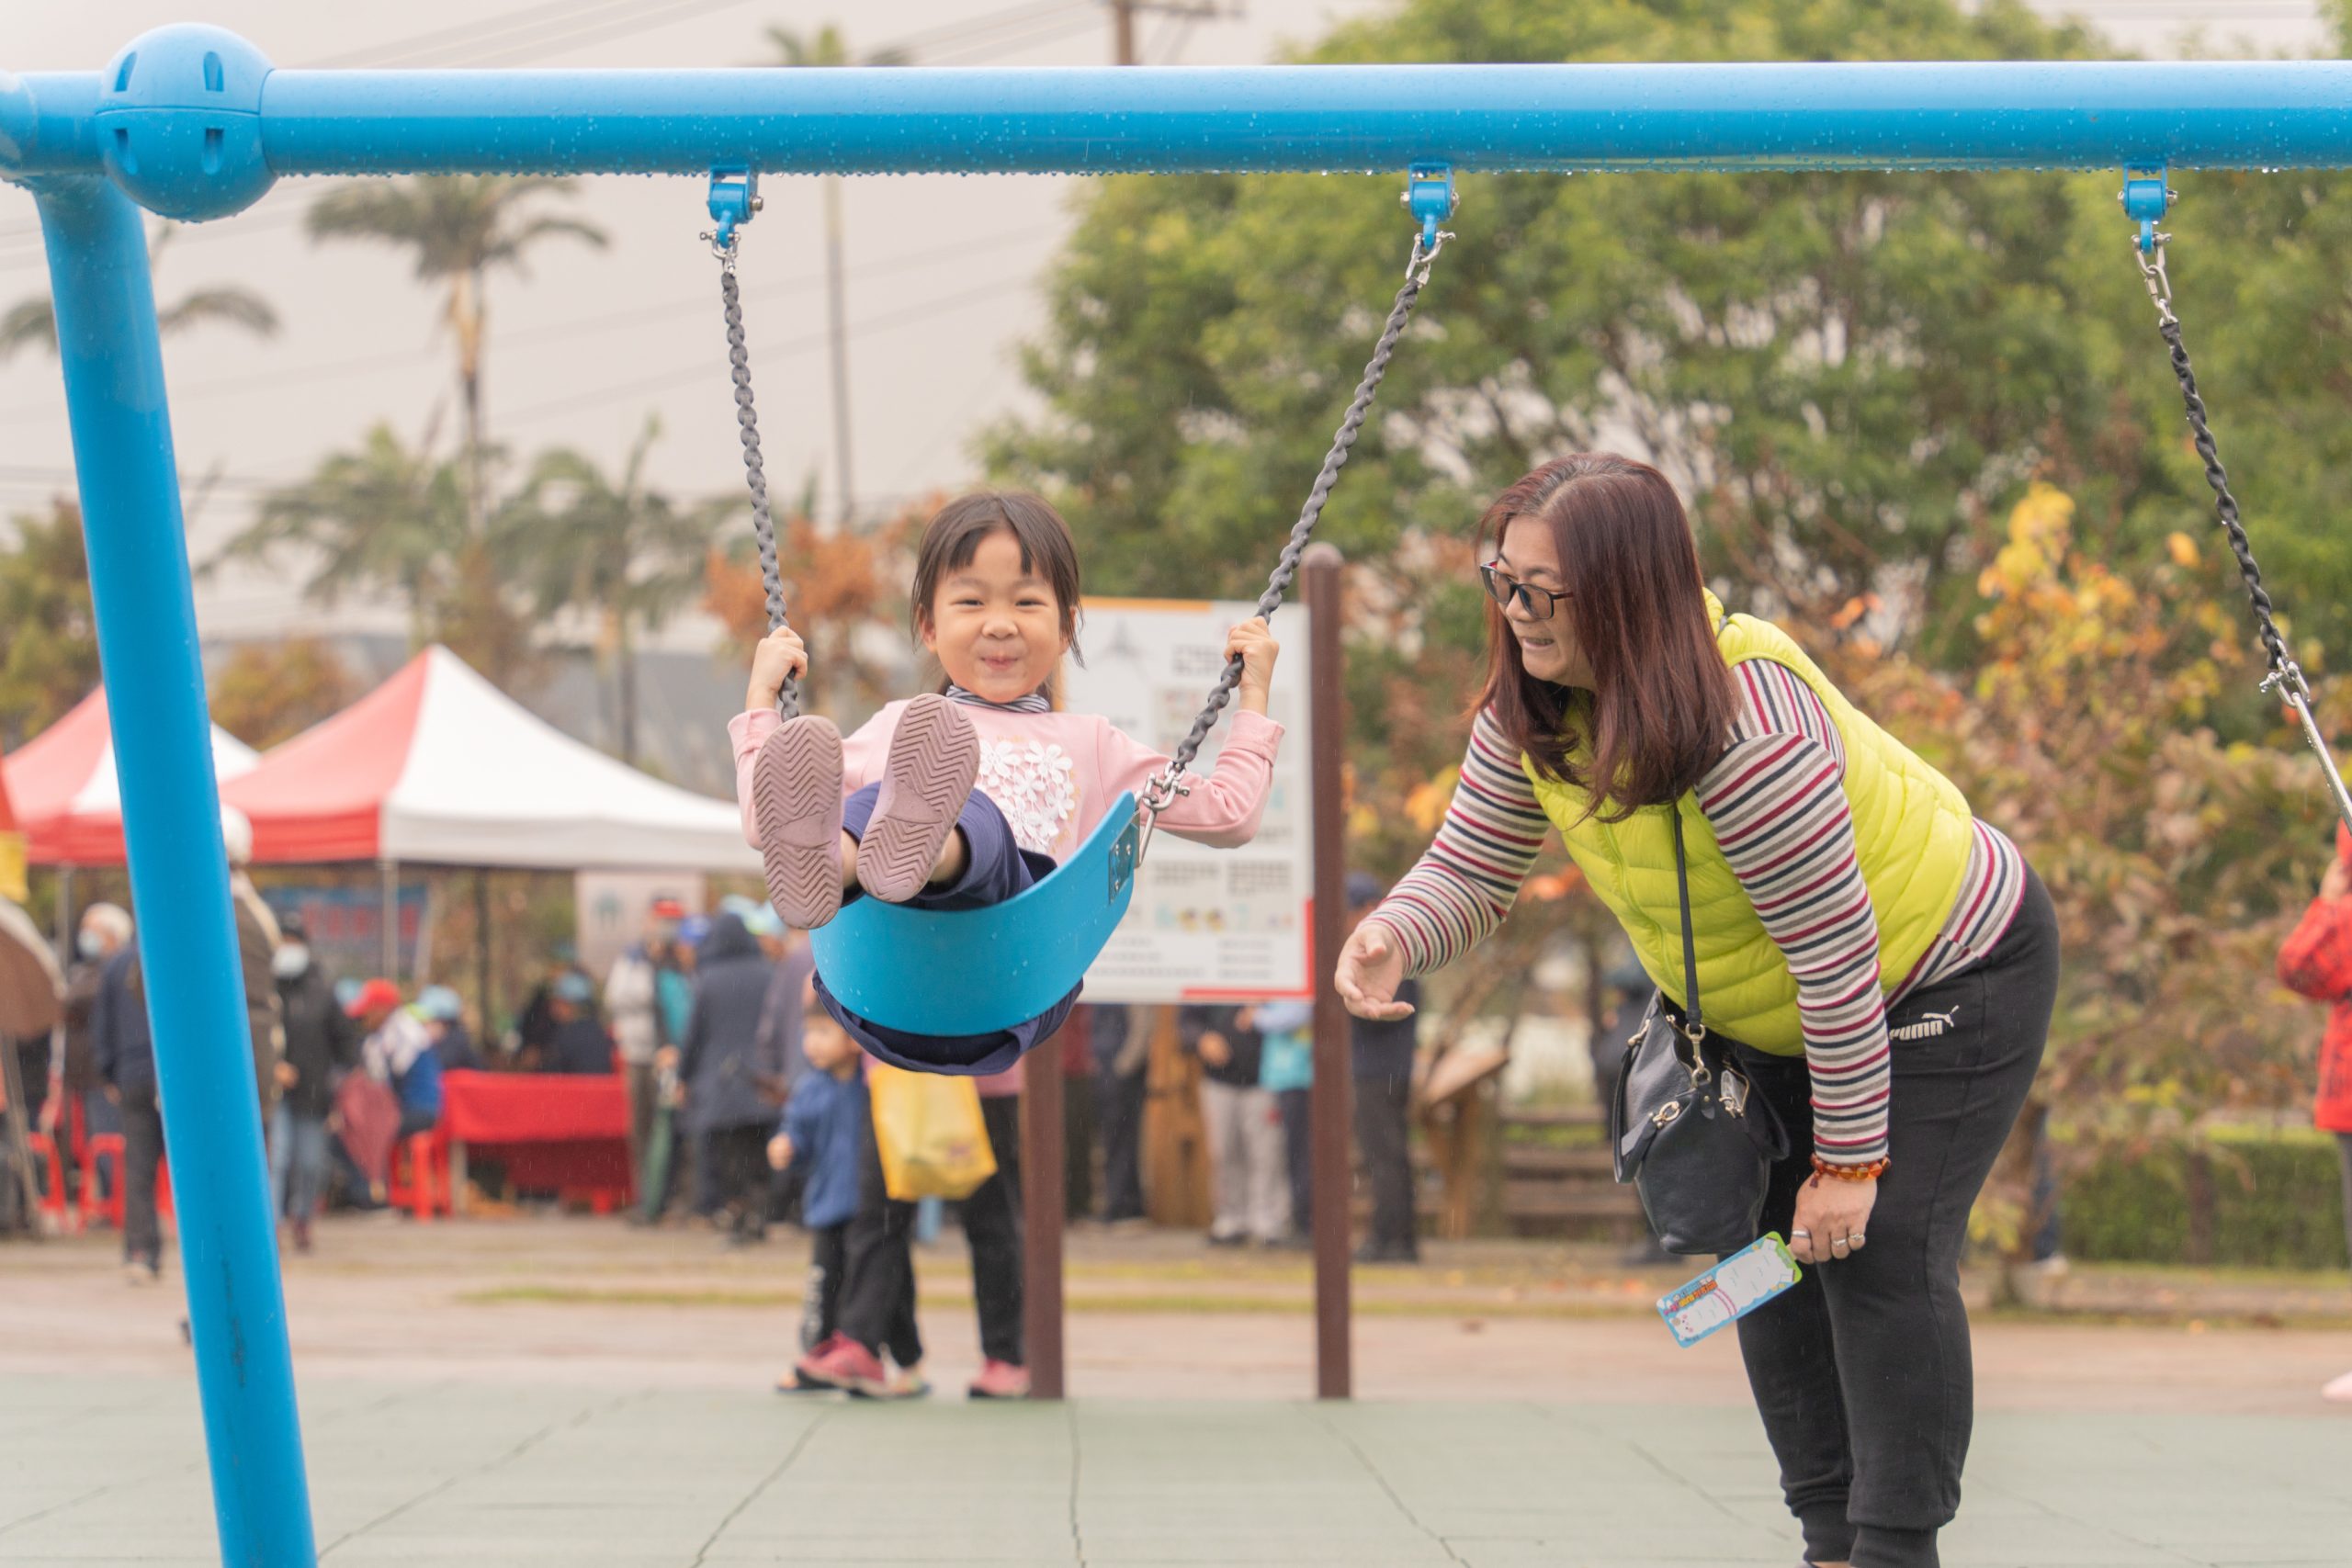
[
  {"xmin": 1023, "ymin": 1032, "xmax": 1069, "ymax": 1400},
  {"xmin": 1303, "ymin": 543, "xmax": 1352, "ymax": 1399}
]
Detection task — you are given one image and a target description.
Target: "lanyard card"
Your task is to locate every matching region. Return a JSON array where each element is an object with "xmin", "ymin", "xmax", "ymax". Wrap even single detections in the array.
[{"xmin": 1657, "ymin": 1234, "xmax": 1803, "ymax": 1348}]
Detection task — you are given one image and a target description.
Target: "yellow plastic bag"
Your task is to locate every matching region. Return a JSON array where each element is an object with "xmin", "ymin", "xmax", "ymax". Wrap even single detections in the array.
[{"xmin": 867, "ymin": 1064, "xmax": 998, "ymax": 1201}]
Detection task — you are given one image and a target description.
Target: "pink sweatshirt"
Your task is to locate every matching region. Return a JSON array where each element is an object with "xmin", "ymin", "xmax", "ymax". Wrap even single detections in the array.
[
  {"xmin": 729, "ymin": 702, "xmax": 1284, "ymax": 864},
  {"xmin": 729, "ymin": 701, "xmax": 1285, "ymax": 1095}
]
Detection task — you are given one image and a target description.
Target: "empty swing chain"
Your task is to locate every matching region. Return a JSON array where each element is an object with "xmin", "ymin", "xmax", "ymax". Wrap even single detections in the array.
[
  {"xmin": 1137, "ymin": 227, "xmax": 1453, "ymax": 831},
  {"xmin": 2133, "ymin": 228, "xmax": 2352, "ymax": 833},
  {"xmin": 712, "ymin": 230, "xmax": 799, "ymax": 721}
]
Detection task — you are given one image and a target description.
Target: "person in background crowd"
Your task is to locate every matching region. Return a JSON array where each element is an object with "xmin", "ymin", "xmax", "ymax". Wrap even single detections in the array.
[
  {"xmin": 1253, "ymin": 998, "xmax": 1315, "ymax": 1248},
  {"xmin": 1092, "ymin": 1002, "xmax": 1148, "ymax": 1226},
  {"xmin": 746, "ymin": 904, "xmax": 814, "ymax": 1227},
  {"xmin": 678, "ymin": 911, "xmax": 786, "ymax": 1246},
  {"xmin": 515, "ymin": 943, "xmax": 592, "ymax": 1068},
  {"xmin": 90, "ymin": 926, "xmax": 160, "ymax": 1283},
  {"xmin": 51, "ymin": 904, "xmax": 132, "ymax": 1197},
  {"xmin": 209, "ymin": 807, "xmax": 285, "ymax": 1119},
  {"xmin": 418, "ymin": 987, "xmax": 482, "ymax": 1073},
  {"xmin": 606, "ymin": 899, "xmax": 682, "ymax": 1200},
  {"xmin": 1346, "ymin": 872, "xmax": 1423, "ymax": 1265},
  {"xmin": 270, "ymin": 913, "xmax": 356, "ymax": 1253},
  {"xmin": 347, "ymin": 979, "xmax": 441, "ymax": 1142},
  {"xmin": 766, "ymin": 1001, "xmax": 900, "ymax": 1390},
  {"xmin": 541, "ymin": 974, "xmax": 616, "ymax": 1076},
  {"xmin": 1180, "ymin": 1004, "xmax": 1285, "ymax": 1248},
  {"xmin": 2275, "ymin": 819, "xmax": 2352, "ymax": 1404}
]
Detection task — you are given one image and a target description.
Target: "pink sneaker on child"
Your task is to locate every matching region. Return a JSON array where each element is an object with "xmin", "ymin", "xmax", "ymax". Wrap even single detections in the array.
[
  {"xmin": 752, "ymin": 715, "xmax": 845, "ymax": 929},
  {"xmin": 860, "ymin": 694, "xmax": 979, "ymax": 904},
  {"xmin": 794, "ymin": 1333, "xmax": 890, "ymax": 1398},
  {"xmin": 967, "ymin": 1359, "xmax": 1031, "ymax": 1400}
]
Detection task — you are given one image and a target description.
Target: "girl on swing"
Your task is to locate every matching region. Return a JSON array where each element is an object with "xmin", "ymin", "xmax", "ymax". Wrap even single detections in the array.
[{"xmin": 730, "ymin": 491, "xmax": 1284, "ymax": 1077}]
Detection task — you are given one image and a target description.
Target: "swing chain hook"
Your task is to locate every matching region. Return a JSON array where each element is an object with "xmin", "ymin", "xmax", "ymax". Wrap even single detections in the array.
[
  {"xmin": 2124, "ymin": 179, "xmax": 2352, "ymax": 835},
  {"xmin": 1142, "ymin": 178, "xmax": 1453, "ymax": 854}
]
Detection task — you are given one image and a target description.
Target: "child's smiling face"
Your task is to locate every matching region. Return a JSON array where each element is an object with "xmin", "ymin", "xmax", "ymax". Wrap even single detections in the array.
[{"xmin": 919, "ymin": 527, "xmax": 1071, "ymax": 705}]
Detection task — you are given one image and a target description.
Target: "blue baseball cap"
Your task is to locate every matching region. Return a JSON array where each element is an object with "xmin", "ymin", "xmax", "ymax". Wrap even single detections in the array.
[
  {"xmin": 553, "ymin": 972, "xmax": 594, "ymax": 1004},
  {"xmin": 417, "ymin": 986, "xmax": 464, "ymax": 1022},
  {"xmin": 678, "ymin": 914, "xmax": 713, "ymax": 948}
]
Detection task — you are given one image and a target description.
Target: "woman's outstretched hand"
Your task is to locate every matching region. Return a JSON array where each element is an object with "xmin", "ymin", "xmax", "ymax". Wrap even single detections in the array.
[
  {"xmin": 747, "ymin": 626, "xmax": 808, "ymax": 712},
  {"xmin": 1336, "ymin": 920, "xmax": 1415, "ymax": 1021}
]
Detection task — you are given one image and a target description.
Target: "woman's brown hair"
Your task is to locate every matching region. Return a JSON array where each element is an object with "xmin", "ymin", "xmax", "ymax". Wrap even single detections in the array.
[
  {"xmin": 910, "ymin": 491, "xmax": 1085, "ymax": 702},
  {"xmin": 1476, "ymin": 454, "xmax": 1739, "ymax": 822}
]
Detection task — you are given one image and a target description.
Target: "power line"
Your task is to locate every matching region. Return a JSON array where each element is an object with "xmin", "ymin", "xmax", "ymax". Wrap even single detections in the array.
[{"xmin": 0, "ymin": 224, "xmax": 1042, "ymax": 424}]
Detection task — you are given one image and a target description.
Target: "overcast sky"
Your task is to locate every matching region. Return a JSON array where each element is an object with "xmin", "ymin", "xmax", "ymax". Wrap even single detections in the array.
[{"xmin": 0, "ymin": 1, "xmax": 2333, "ymax": 646}]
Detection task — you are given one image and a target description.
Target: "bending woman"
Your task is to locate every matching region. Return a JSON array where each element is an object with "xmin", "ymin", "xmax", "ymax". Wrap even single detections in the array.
[{"xmin": 1337, "ymin": 455, "xmax": 2060, "ymax": 1568}]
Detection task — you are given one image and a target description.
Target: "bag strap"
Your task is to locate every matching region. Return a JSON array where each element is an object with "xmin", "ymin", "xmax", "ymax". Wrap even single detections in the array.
[{"xmin": 1669, "ymin": 807, "xmax": 1704, "ymax": 1041}]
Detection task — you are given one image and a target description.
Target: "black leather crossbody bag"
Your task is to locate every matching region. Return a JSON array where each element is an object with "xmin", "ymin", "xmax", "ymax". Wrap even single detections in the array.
[{"xmin": 1608, "ymin": 809, "xmax": 1790, "ymax": 1255}]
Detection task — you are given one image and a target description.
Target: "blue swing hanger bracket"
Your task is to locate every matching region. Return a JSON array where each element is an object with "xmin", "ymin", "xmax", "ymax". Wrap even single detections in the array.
[
  {"xmin": 1405, "ymin": 161, "xmax": 1457, "ymax": 254},
  {"xmin": 705, "ymin": 165, "xmax": 762, "ymax": 261},
  {"xmin": 2121, "ymin": 164, "xmax": 2172, "ymax": 254}
]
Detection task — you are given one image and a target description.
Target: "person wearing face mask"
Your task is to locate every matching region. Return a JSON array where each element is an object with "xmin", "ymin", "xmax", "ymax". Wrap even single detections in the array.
[
  {"xmin": 1339, "ymin": 456, "xmax": 2060, "ymax": 1568},
  {"xmin": 268, "ymin": 913, "xmax": 356, "ymax": 1253},
  {"xmin": 53, "ymin": 904, "xmax": 132, "ymax": 1191}
]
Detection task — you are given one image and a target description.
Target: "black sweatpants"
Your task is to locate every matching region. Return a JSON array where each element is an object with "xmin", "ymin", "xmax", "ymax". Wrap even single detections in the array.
[
  {"xmin": 1277, "ymin": 1087, "xmax": 1312, "ymax": 1237},
  {"xmin": 1352, "ymin": 1072, "xmax": 1417, "ymax": 1254},
  {"xmin": 1731, "ymin": 868, "xmax": 2060, "ymax": 1568},
  {"xmin": 801, "ymin": 1222, "xmax": 848, "ymax": 1353},
  {"xmin": 707, "ymin": 1124, "xmax": 771, "ymax": 1240},
  {"xmin": 1095, "ymin": 1066, "xmax": 1148, "ymax": 1223},
  {"xmin": 963, "ymin": 1094, "xmax": 1024, "ymax": 1368},
  {"xmin": 120, "ymin": 1087, "xmax": 165, "ymax": 1270},
  {"xmin": 837, "ymin": 1106, "xmax": 923, "ymax": 1369}
]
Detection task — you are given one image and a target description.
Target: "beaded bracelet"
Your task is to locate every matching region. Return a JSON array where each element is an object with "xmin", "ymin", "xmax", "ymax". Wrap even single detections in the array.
[{"xmin": 1810, "ymin": 1154, "xmax": 1889, "ymax": 1183}]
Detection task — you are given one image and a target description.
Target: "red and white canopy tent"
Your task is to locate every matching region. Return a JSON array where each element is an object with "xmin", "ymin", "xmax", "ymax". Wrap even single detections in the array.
[
  {"xmin": 221, "ymin": 644, "xmax": 755, "ymax": 874},
  {"xmin": 1, "ymin": 689, "xmax": 260, "ymax": 867}
]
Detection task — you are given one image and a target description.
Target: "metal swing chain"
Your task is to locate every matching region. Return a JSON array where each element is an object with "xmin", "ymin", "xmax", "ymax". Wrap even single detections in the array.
[
  {"xmin": 716, "ymin": 238, "xmax": 799, "ymax": 721},
  {"xmin": 1140, "ymin": 229, "xmax": 1451, "ymax": 819},
  {"xmin": 2134, "ymin": 231, "xmax": 2352, "ymax": 833}
]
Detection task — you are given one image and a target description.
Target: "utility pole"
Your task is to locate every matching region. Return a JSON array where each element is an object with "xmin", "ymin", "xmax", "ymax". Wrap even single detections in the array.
[{"xmin": 1108, "ymin": 1, "xmax": 1238, "ymax": 66}]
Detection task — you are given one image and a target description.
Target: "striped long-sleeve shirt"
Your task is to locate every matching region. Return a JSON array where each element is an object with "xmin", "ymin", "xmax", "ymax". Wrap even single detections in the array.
[{"xmin": 1365, "ymin": 661, "xmax": 2026, "ymax": 1167}]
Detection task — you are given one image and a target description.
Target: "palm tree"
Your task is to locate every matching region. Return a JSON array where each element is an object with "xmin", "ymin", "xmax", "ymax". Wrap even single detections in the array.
[
  {"xmin": 766, "ymin": 25, "xmax": 907, "ymax": 531},
  {"xmin": 0, "ymin": 222, "xmax": 278, "ymax": 361},
  {"xmin": 502, "ymin": 417, "xmax": 729, "ymax": 762},
  {"xmin": 222, "ymin": 422, "xmax": 538, "ymax": 689},
  {"xmin": 302, "ymin": 176, "xmax": 606, "ymax": 539}
]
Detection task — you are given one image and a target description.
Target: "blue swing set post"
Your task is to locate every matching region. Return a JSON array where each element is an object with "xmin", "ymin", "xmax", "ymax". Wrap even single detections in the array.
[{"xmin": 13, "ymin": 22, "xmax": 2352, "ymax": 1564}]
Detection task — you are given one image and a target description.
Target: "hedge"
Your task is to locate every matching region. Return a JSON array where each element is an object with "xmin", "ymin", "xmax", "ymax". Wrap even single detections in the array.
[{"xmin": 2061, "ymin": 1126, "xmax": 2349, "ymax": 1271}]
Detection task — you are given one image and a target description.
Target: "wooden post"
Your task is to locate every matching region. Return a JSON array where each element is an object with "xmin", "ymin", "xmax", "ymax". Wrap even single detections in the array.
[
  {"xmin": 1022, "ymin": 1022, "xmax": 1068, "ymax": 1400},
  {"xmin": 1303, "ymin": 543, "xmax": 1351, "ymax": 1400}
]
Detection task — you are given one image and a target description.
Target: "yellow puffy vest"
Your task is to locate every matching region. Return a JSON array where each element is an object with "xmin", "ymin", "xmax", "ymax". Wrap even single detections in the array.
[{"xmin": 1524, "ymin": 595, "xmax": 1974, "ymax": 1055}]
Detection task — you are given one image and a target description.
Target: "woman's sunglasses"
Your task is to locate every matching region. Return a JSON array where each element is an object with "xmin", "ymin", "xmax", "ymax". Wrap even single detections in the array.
[{"xmin": 1479, "ymin": 561, "xmax": 1568, "ymax": 620}]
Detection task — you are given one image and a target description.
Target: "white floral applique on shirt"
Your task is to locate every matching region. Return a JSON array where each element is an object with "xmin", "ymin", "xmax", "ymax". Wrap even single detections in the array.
[{"xmin": 975, "ymin": 737, "xmax": 1079, "ymax": 854}]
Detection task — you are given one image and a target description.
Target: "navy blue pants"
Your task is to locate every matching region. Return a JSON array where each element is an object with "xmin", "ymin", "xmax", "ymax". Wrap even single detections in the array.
[{"xmin": 814, "ymin": 784, "xmax": 1080, "ymax": 1077}]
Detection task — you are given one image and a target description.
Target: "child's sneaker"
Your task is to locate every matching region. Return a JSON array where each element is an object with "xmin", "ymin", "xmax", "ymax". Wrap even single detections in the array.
[
  {"xmin": 752, "ymin": 715, "xmax": 845, "ymax": 929},
  {"xmin": 861, "ymin": 694, "xmax": 980, "ymax": 903},
  {"xmin": 794, "ymin": 1333, "xmax": 888, "ymax": 1397},
  {"xmin": 967, "ymin": 1359, "xmax": 1031, "ymax": 1400}
]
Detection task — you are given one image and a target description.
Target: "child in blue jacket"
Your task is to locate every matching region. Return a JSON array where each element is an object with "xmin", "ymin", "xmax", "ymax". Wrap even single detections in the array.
[{"xmin": 767, "ymin": 1006, "xmax": 872, "ymax": 1383}]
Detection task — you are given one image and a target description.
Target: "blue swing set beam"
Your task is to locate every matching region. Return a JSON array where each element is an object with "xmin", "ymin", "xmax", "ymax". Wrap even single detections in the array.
[{"xmin": 8, "ymin": 23, "xmax": 2352, "ymax": 1566}]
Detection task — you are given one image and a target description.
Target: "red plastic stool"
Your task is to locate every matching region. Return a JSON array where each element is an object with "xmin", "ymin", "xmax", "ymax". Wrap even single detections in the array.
[
  {"xmin": 80, "ymin": 1133, "xmax": 125, "ymax": 1231},
  {"xmin": 386, "ymin": 1132, "xmax": 448, "ymax": 1220},
  {"xmin": 25, "ymin": 1131, "xmax": 70, "ymax": 1230}
]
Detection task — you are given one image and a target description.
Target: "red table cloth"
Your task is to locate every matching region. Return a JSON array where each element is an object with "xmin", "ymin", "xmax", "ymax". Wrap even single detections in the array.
[{"xmin": 438, "ymin": 1069, "xmax": 632, "ymax": 1204}]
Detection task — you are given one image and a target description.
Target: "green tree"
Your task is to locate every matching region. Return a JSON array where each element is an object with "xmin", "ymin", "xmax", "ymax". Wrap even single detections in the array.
[
  {"xmin": 302, "ymin": 176, "xmax": 606, "ymax": 537},
  {"xmin": 986, "ymin": 0, "xmax": 2143, "ymax": 815},
  {"xmin": 0, "ymin": 222, "xmax": 278, "ymax": 362},
  {"xmin": 503, "ymin": 418, "xmax": 730, "ymax": 762},
  {"xmin": 222, "ymin": 423, "xmax": 538, "ymax": 689},
  {"xmin": 0, "ymin": 502, "xmax": 99, "ymax": 751}
]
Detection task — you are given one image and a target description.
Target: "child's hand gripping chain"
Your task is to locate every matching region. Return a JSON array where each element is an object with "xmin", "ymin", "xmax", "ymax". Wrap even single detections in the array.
[{"xmin": 1657, "ymin": 1235, "xmax": 1803, "ymax": 1348}]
